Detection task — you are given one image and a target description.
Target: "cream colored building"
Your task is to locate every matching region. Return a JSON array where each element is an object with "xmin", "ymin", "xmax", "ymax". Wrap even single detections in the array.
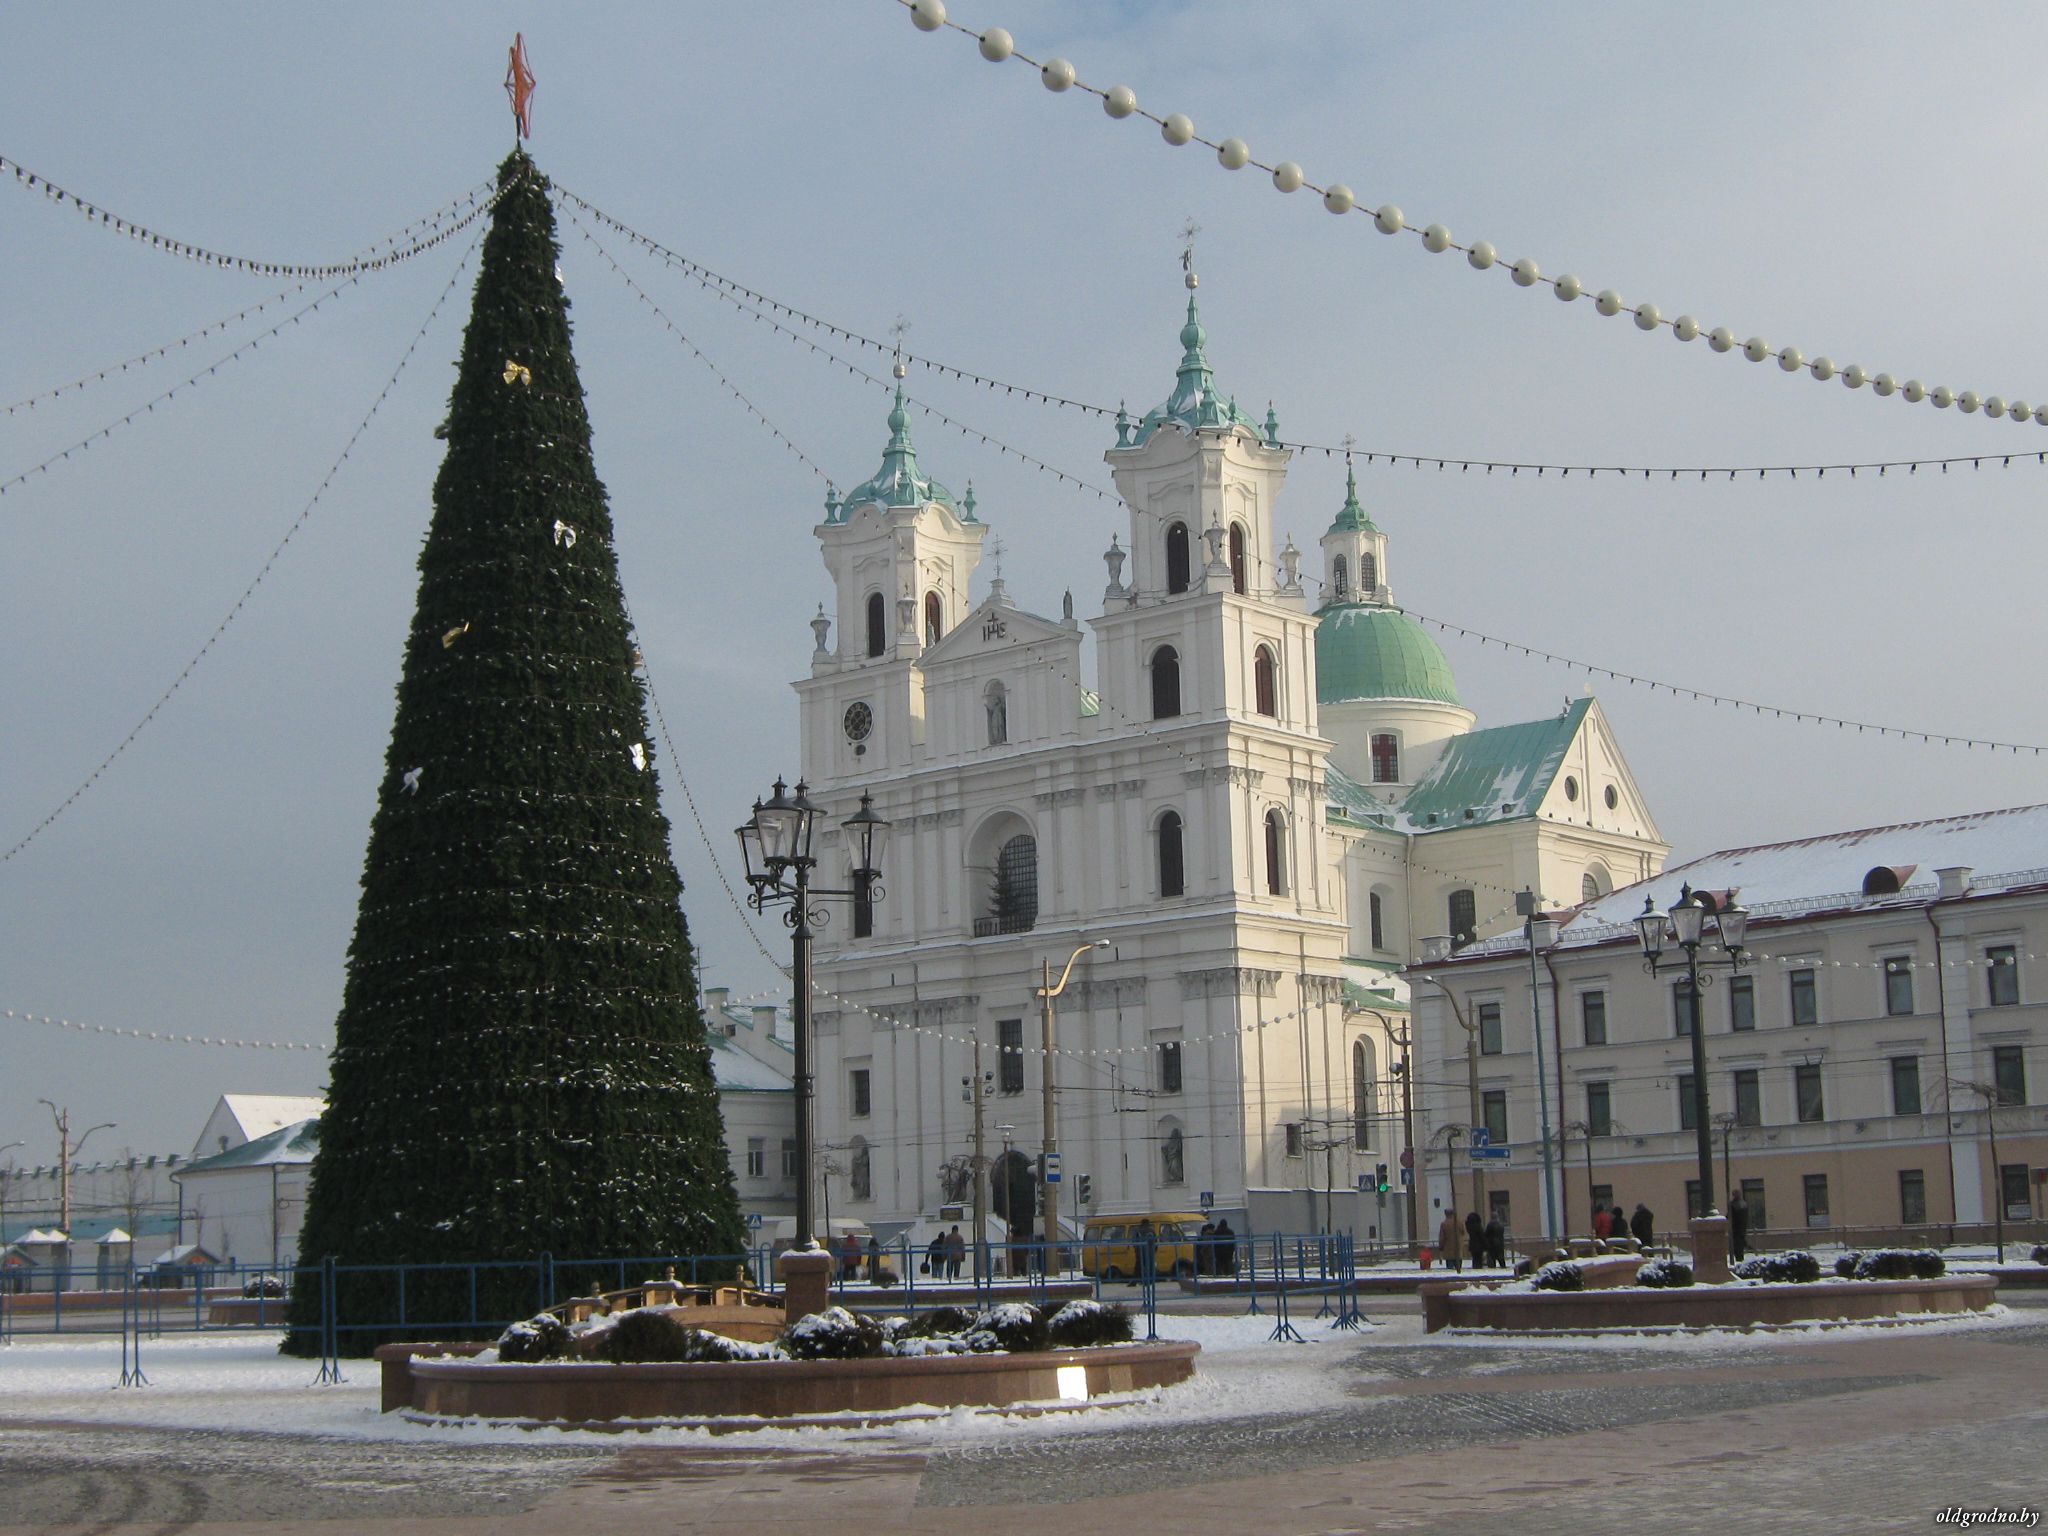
[{"xmin": 1410, "ymin": 805, "xmax": 2048, "ymax": 1246}]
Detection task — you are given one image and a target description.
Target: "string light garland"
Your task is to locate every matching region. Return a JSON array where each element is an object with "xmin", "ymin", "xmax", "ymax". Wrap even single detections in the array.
[
  {"xmin": 0, "ymin": 154, "xmax": 500, "ymax": 279},
  {"xmin": 1405, "ymin": 607, "xmax": 2048, "ymax": 756},
  {"xmin": 554, "ymin": 182, "xmax": 2048, "ymax": 486},
  {"xmin": 898, "ymin": 2, "xmax": 2048, "ymax": 431},
  {"xmin": 2, "ymin": 233, "xmax": 485, "ymax": 864},
  {"xmin": 4, "ymin": 1006, "xmax": 326, "ymax": 1052}
]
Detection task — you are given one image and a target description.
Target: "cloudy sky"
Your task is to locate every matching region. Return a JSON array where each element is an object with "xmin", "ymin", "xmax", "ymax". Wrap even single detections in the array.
[{"xmin": 6, "ymin": 2, "xmax": 2047, "ymax": 1158}]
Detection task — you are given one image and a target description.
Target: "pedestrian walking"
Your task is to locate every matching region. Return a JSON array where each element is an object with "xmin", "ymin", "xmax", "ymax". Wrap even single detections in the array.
[
  {"xmin": 1465, "ymin": 1211, "xmax": 1486, "ymax": 1269},
  {"xmin": 1592, "ymin": 1205, "xmax": 1613, "ymax": 1241},
  {"xmin": 840, "ymin": 1231, "xmax": 861, "ymax": 1281},
  {"xmin": 1198, "ymin": 1220, "xmax": 1216, "ymax": 1277},
  {"xmin": 945, "ymin": 1225, "xmax": 965, "ymax": 1281},
  {"xmin": 1728, "ymin": 1188, "xmax": 1750, "ymax": 1262},
  {"xmin": 1212, "ymin": 1217, "xmax": 1236, "ymax": 1276},
  {"xmin": 865, "ymin": 1235, "xmax": 884, "ymax": 1285},
  {"xmin": 1484, "ymin": 1212, "xmax": 1506, "ymax": 1269},
  {"xmin": 924, "ymin": 1231, "xmax": 946, "ymax": 1277},
  {"xmin": 1630, "ymin": 1202, "xmax": 1654, "ymax": 1248},
  {"xmin": 1436, "ymin": 1211, "xmax": 1464, "ymax": 1273}
]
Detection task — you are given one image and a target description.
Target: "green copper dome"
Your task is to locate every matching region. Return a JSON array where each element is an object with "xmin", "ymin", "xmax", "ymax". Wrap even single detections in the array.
[
  {"xmin": 1120, "ymin": 288, "xmax": 1261, "ymax": 448},
  {"xmin": 1327, "ymin": 463, "xmax": 1376, "ymax": 533},
  {"xmin": 831, "ymin": 383, "xmax": 964, "ymax": 522},
  {"xmin": 1316, "ymin": 604, "xmax": 1462, "ymax": 706}
]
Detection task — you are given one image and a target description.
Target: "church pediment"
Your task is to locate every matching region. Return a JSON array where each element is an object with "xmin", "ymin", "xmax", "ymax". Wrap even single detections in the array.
[{"xmin": 920, "ymin": 595, "xmax": 1073, "ymax": 669}]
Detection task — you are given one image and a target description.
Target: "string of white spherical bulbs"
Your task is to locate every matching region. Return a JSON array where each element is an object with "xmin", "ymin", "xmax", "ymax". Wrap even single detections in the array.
[{"xmin": 901, "ymin": 0, "xmax": 2044, "ymax": 427}]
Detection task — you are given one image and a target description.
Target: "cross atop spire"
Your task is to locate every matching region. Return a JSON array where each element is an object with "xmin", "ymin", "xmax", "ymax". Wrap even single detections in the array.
[{"xmin": 1179, "ymin": 216, "xmax": 1201, "ymax": 290}]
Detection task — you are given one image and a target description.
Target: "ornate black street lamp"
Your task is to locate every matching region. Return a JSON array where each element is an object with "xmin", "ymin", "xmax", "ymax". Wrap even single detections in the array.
[
  {"xmin": 1635, "ymin": 883, "xmax": 1748, "ymax": 1220},
  {"xmin": 737, "ymin": 778, "xmax": 889, "ymax": 1250}
]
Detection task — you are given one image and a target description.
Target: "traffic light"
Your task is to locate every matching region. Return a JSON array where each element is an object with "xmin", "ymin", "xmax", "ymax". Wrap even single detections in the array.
[
  {"xmin": 1075, "ymin": 1173, "xmax": 1093, "ymax": 1207},
  {"xmin": 1374, "ymin": 1162, "xmax": 1390, "ymax": 1194}
]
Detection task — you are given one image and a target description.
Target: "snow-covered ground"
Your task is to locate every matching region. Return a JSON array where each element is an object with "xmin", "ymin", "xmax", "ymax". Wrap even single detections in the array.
[{"xmin": 0, "ymin": 1302, "xmax": 2029, "ymax": 1450}]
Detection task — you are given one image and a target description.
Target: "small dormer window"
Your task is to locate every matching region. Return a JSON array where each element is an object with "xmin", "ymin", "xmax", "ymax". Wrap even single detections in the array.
[{"xmin": 1862, "ymin": 865, "xmax": 1914, "ymax": 896}]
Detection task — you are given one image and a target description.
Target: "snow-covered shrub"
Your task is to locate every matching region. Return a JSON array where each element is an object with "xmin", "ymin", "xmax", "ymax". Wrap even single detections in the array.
[
  {"xmin": 963, "ymin": 1301, "xmax": 1049, "ymax": 1354},
  {"xmin": 886, "ymin": 1335, "xmax": 974, "ymax": 1358},
  {"xmin": 1910, "ymin": 1250, "xmax": 1945, "ymax": 1279},
  {"xmin": 1834, "ymin": 1252, "xmax": 1864, "ymax": 1279},
  {"xmin": 781, "ymin": 1305, "xmax": 887, "ymax": 1361},
  {"xmin": 1636, "ymin": 1258, "xmax": 1694, "ymax": 1288},
  {"xmin": 1849, "ymin": 1249, "xmax": 1944, "ymax": 1280},
  {"xmin": 899, "ymin": 1304, "xmax": 977, "ymax": 1340},
  {"xmin": 497, "ymin": 1312, "xmax": 574, "ymax": 1363},
  {"xmin": 1531, "ymin": 1261, "xmax": 1584, "ymax": 1292},
  {"xmin": 242, "ymin": 1274, "xmax": 285, "ymax": 1299},
  {"xmin": 1733, "ymin": 1250, "xmax": 1822, "ymax": 1284},
  {"xmin": 1046, "ymin": 1299, "xmax": 1134, "ymax": 1348},
  {"xmin": 592, "ymin": 1308, "xmax": 698, "ymax": 1363},
  {"xmin": 679, "ymin": 1330, "xmax": 784, "ymax": 1362}
]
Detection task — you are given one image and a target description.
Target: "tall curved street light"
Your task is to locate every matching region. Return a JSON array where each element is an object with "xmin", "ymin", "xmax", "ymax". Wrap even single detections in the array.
[
  {"xmin": 736, "ymin": 779, "xmax": 889, "ymax": 1251},
  {"xmin": 1035, "ymin": 940, "xmax": 1108, "ymax": 1271},
  {"xmin": 1635, "ymin": 884, "xmax": 1748, "ymax": 1242},
  {"xmin": 37, "ymin": 1101, "xmax": 116, "ymax": 1233}
]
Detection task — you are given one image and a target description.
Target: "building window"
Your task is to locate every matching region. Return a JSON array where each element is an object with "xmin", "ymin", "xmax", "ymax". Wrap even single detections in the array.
[
  {"xmin": 1284, "ymin": 1121, "xmax": 1302, "ymax": 1158},
  {"xmin": 781, "ymin": 1138, "xmax": 798, "ymax": 1177},
  {"xmin": 849, "ymin": 1068, "xmax": 871, "ymax": 1118},
  {"xmin": 924, "ymin": 589, "xmax": 943, "ymax": 646},
  {"xmin": 1582, "ymin": 990, "xmax": 1607, "ymax": 1047},
  {"xmin": 1741, "ymin": 1177, "xmax": 1768, "ymax": 1230},
  {"xmin": 1788, "ymin": 969, "xmax": 1818, "ymax": 1026},
  {"xmin": 1157, "ymin": 1039, "xmax": 1183, "ymax": 1095},
  {"xmin": 1253, "ymin": 645, "xmax": 1278, "ymax": 717},
  {"xmin": 1353, "ymin": 1039, "xmax": 1375, "ymax": 1149},
  {"xmin": 1993, "ymin": 1044, "xmax": 2027, "ymax": 1106},
  {"xmin": 1884, "ymin": 956, "xmax": 1915, "ymax": 1016},
  {"xmin": 1150, "ymin": 644, "xmax": 1181, "ymax": 719},
  {"xmin": 1228, "ymin": 522, "xmax": 1248, "ymax": 594},
  {"xmin": 1368, "ymin": 892, "xmax": 1384, "ymax": 951},
  {"xmin": 1370, "ymin": 733, "xmax": 1399, "ymax": 784},
  {"xmin": 746, "ymin": 1137, "xmax": 765, "ymax": 1179},
  {"xmin": 1803, "ymin": 1173, "xmax": 1830, "ymax": 1228},
  {"xmin": 1987, "ymin": 945, "xmax": 2020, "ymax": 1006},
  {"xmin": 1160, "ymin": 1124, "xmax": 1185, "ymax": 1185},
  {"xmin": 1891, "ymin": 1056, "xmax": 1921, "ymax": 1116},
  {"xmin": 978, "ymin": 834, "xmax": 1038, "ymax": 936},
  {"xmin": 1448, "ymin": 889, "xmax": 1477, "ymax": 949},
  {"xmin": 1165, "ymin": 522, "xmax": 1191, "ymax": 594},
  {"xmin": 998, "ymin": 1018, "xmax": 1024, "ymax": 1095},
  {"xmin": 1482, "ymin": 1090, "xmax": 1509, "ymax": 1145},
  {"xmin": 1157, "ymin": 810, "xmax": 1185, "ymax": 898},
  {"xmin": 1677, "ymin": 1073, "xmax": 1697, "ymax": 1132},
  {"xmin": 1477, "ymin": 1000, "xmax": 1502, "ymax": 1056},
  {"xmin": 1899, "ymin": 1168, "xmax": 1927, "ymax": 1225},
  {"xmin": 1360, "ymin": 551, "xmax": 1378, "ymax": 591},
  {"xmin": 1729, "ymin": 975, "xmax": 1755, "ymax": 1032},
  {"xmin": 1795, "ymin": 1063, "xmax": 1825, "ymax": 1123},
  {"xmin": 1264, "ymin": 809, "xmax": 1288, "ymax": 895},
  {"xmin": 1672, "ymin": 977, "xmax": 1698, "ymax": 1037},
  {"xmin": 984, "ymin": 681, "xmax": 1008, "ymax": 746},
  {"xmin": 1732, "ymin": 1069, "xmax": 1761, "ymax": 1127},
  {"xmin": 1331, "ymin": 553, "xmax": 1349, "ymax": 600},
  {"xmin": 850, "ymin": 1139, "xmax": 871, "ymax": 1202},
  {"xmin": 1586, "ymin": 1081, "xmax": 1612, "ymax": 1138},
  {"xmin": 2000, "ymin": 1163, "xmax": 2034, "ymax": 1220},
  {"xmin": 1581, "ymin": 871, "xmax": 1599, "ymax": 903},
  {"xmin": 865, "ymin": 591, "xmax": 886, "ymax": 657}
]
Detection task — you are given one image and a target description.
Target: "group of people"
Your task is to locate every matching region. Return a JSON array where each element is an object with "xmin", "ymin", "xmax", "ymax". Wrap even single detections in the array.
[
  {"xmin": 1433, "ymin": 1209, "xmax": 1508, "ymax": 1272},
  {"xmin": 1593, "ymin": 1201, "xmax": 1656, "ymax": 1248},
  {"xmin": 1194, "ymin": 1217, "xmax": 1237, "ymax": 1276},
  {"xmin": 922, "ymin": 1225, "xmax": 968, "ymax": 1281}
]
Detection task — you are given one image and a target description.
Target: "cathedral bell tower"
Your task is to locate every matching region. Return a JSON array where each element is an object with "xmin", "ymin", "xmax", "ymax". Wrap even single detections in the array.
[{"xmin": 800, "ymin": 360, "xmax": 984, "ymax": 786}]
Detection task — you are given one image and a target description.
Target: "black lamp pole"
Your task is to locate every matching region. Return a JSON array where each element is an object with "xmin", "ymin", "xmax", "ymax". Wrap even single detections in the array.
[
  {"xmin": 737, "ymin": 779, "xmax": 889, "ymax": 1250},
  {"xmin": 1636, "ymin": 884, "xmax": 1748, "ymax": 1220}
]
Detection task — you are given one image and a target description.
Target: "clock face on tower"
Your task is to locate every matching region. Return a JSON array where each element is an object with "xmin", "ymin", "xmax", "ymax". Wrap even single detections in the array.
[{"xmin": 842, "ymin": 701, "xmax": 873, "ymax": 743}]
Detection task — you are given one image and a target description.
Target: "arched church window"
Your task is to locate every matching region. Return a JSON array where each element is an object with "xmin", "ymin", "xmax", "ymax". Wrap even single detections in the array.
[
  {"xmin": 1264, "ymin": 809, "xmax": 1288, "ymax": 896},
  {"xmin": 1254, "ymin": 645, "xmax": 1279, "ymax": 718},
  {"xmin": 994, "ymin": 834, "xmax": 1038, "ymax": 931},
  {"xmin": 924, "ymin": 590, "xmax": 943, "ymax": 647},
  {"xmin": 1369, "ymin": 891, "xmax": 1385, "ymax": 951},
  {"xmin": 1448, "ymin": 889, "xmax": 1477, "ymax": 949},
  {"xmin": 865, "ymin": 592, "xmax": 886, "ymax": 658},
  {"xmin": 1582, "ymin": 867, "xmax": 1611, "ymax": 903},
  {"xmin": 1165, "ymin": 522, "xmax": 1191, "ymax": 594},
  {"xmin": 985, "ymin": 681, "xmax": 1008, "ymax": 746},
  {"xmin": 1360, "ymin": 552, "xmax": 1378, "ymax": 593},
  {"xmin": 1353, "ymin": 1038, "xmax": 1376, "ymax": 1149},
  {"xmin": 1332, "ymin": 554, "xmax": 1349, "ymax": 600},
  {"xmin": 1150, "ymin": 644, "xmax": 1182, "ymax": 720},
  {"xmin": 1228, "ymin": 523, "xmax": 1248, "ymax": 594},
  {"xmin": 1370, "ymin": 733, "xmax": 1400, "ymax": 784},
  {"xmin": 1157, "ymin": 810, "xmax": 1185, "ymax": 897}
]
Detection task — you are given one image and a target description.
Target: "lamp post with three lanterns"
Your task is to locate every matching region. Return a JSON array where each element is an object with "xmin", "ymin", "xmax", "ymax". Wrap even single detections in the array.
[
  {"xmin": 1635, "ymin": 883, "xmax": 1748, "ymax": 1273},
  {"xmin": 736, "ymin": 778, "xmax": 890, "ymax": 1251}
]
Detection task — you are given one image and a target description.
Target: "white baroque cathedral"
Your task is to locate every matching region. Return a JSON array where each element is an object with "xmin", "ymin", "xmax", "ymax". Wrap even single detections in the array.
[{"xmin": 793, "ymin": 274, "xmax": 1669, "ymax": 1241}]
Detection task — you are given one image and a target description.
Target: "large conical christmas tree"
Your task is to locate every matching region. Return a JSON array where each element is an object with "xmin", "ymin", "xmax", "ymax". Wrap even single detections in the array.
[{"xmin": 287, "ymin": 151, "xmax": 744, "ymax": 1352}]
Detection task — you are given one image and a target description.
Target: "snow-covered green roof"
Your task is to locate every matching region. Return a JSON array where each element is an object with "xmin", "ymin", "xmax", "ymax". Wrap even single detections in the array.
[
  {"xmin": 1402, "ymin": 698, "xmax": 1592, "ymax": 831},
  {"xmin": 1315, "ymin": 605, "xmax": 1462, "ymax": 706}
]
